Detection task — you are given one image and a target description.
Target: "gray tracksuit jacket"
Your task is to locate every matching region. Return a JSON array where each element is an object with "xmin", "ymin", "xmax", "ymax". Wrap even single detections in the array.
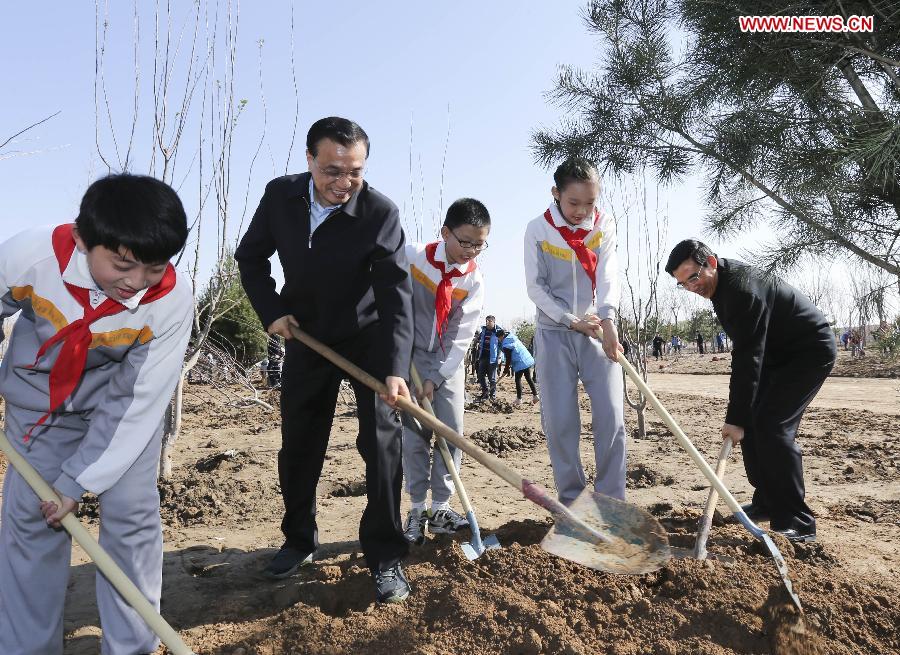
[
  {"xmin": 523, "ymin": 203, "xmax": 619, "ymax": 329},
  {"xmin": 0, "ymin": 225, "xmax": 192, "ymax": 499},
  {"xmin": 403, "ymin": 241, "xmax": 484, "ymax": 384}
]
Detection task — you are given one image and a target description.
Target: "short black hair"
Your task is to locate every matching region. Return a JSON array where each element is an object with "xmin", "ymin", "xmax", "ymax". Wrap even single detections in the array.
[
  {"xmin": 75, "ymin": 174, "xmax": 188, "ymax": 264},
  {"xmin": 444, "ymin": 197, "xmax": 491, "ymax": 230},
  {"xmin": 664, "ymin": 239, "xmax": 717, "ymax": 276},
  {"xmin": 306, "ymin": 117, "xmax": 370, "ymax": 157},
  {"xmin": 553, "ymin": 157, "xmax": 599, "ymax": 192}
]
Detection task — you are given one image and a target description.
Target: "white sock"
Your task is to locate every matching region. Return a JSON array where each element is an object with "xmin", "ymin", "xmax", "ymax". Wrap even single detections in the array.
[
  {"xmin": 431, "ymin": 500, "xmax": 451, "ymax": 513},
  {"xmin": 410, "ymin": 500, "xmax": 427, "ymax": 514}
]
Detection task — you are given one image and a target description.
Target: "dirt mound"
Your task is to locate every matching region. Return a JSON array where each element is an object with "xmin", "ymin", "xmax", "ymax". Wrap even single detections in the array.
[
  {"xmin": 176, "ymin": 518, "xmax": 900, "ymax": 655},
  {"xmin": 465, "ymin": 397, "xmax": 516, "ymax": 414},
  {"xmin": 73, "ymin": 447, "xmax": 279, "ymax": 528},
  {"xmin": 468, "ymin": 426, "xmax": 545, "ymax": 456},
  {"xmin": 626, "ymin": 463, "xmax": 675, "ymax": 488},
  {"xmin": 827, "ymin": 499, "xmax": 900, "ymax": 526}
]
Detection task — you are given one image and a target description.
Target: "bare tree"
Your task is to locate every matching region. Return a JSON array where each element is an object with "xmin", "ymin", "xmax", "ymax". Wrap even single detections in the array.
[
  {"xmin": 93, "ymin": 0, "xmax": 297, "ymax": 477},
  {"xmin": 611, "ymin": 175, "xmax": 668, "ymax": 439},
  {"xmin": 0, "ymin": 111, "xmax": 63, "ymax": 161}
]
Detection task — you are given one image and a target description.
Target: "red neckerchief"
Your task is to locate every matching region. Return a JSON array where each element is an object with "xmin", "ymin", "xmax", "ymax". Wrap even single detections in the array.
[
  {"xmin": 23, "ymin": 224, "xmax": 176, "ymax": 442},
  {"xmin": 544, "ymin": 207, "xmax": 600, "ymax": 294},
  {"xmin": 425, "ymin": 242, "xmax": 475, "ymax": 353}
]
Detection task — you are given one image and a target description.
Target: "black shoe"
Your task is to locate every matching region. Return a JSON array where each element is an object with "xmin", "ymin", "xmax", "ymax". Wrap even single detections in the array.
[
  {"xmin": 775, "ymin": 528, "xmax": 816, "ymax": 543},
  {"xmin": 373, "ymin": 563, "xmax": 410, "ymax": 604},
  {"xmin": 264, "ymin": 544, "xmax": 314, "ymax": 579},
  {"xmin": 740, "ymin": 503, "xmax": 770, "ymax": 522}
]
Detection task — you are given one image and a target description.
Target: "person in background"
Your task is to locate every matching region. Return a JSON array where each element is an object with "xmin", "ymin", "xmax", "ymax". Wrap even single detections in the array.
[
  {"xmin": 474, "ymin": 315, "xmax": 503, "ymax": 400},
  {"xmin": 498, "ymin": 329, "xmax": 538, "ymax": 407}
]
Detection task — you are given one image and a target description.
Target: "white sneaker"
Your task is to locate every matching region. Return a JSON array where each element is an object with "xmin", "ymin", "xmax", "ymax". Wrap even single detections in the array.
[
  {"xmin": 403, "ymin": 509, "xmax": 428, "ymax": 545},
  {"xmin": 429, "ymin": 508, "xmax": 470, "ymax": 534},
  {"xmin": 531, "ymin": 394, "xmax": 540, "ymax": 405},
  {"xmin": 513, "ymin": 397, "xmax": 523, "ymax": 407}
]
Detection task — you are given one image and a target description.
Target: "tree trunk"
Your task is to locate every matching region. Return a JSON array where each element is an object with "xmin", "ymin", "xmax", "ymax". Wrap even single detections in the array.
[
  {"xmin": 635, "ymin": 401, "xmax": 647, "ymax": 439},
  {"xmin": 158, "ymin": 375, "xmax": 185, "ymax": 480}
]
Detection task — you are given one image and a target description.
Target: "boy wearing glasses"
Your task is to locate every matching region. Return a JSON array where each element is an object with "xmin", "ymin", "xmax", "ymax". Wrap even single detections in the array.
[
  {"xmin": 665, "ymin": 239, "xmax": 836, "ymax": 543},
  {"xmin": 236, "ymin": 117, "xmax": 414, "ymax": 604},
  {"xmin": 400, "ymin": 199, "xmax": 489, "ymax": 545}
]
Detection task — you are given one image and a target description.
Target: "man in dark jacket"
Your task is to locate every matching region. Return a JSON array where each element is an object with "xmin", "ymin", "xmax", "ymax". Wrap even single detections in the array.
[
  {"xmin": 665, "ymin": 239, "xmax": 836, "ymax": 542},
  {"xmin": 236, "ymin": 117, "xmax": 413, "ymax": 603}
]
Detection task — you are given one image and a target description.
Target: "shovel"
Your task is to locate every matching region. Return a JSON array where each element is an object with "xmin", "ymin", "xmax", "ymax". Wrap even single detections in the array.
[
  {"xmin": 693, "ymin": 437, "xmax": 732, "ymax": 560},
  {"xmin": 290, "ymin": 325, "xmax": 670, "ymax": 575},
  {"xmin": 0, "ymin": 429, "xmax": 195, "ymax": 655},
  {"xmin": 618, "ymin": 353, "xmax": 804, "ymax": 611},
  {"xmin": 409, "ymin": 363, "xmax": 500, "ymax": 559}
]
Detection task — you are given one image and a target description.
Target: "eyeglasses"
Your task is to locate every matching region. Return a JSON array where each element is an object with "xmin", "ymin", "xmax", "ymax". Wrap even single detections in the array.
[
  {"xmin": 312, "ymin": 159, "xmax": 365, "ymax": 182},
  {"xmin": 676, "ymin": 263, "xmax": 707, "ymax": 289},
  {"xmin": 450, "ymin": 229, "xmax": 489, "ymax": 252}
]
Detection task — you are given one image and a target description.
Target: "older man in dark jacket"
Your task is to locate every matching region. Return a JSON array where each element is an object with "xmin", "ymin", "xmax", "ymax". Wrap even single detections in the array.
[{"xmin": 666, "ymin": 239, "xmax": 836, "ymax": 542}]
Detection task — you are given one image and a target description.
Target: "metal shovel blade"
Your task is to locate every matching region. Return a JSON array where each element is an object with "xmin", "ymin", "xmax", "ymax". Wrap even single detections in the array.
[
  {"xmin": 540, "ymin": 487, "xmax": 671, "ymax": 575},
  {"xmin": 460, "ymin": 533, "xmax": 501, "ymax": 560}
]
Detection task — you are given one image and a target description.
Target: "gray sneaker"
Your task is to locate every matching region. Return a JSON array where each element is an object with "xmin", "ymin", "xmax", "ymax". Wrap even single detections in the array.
[
  {"xmin": 264, "ymin": 544, "xmax": 314, "ymax": 579},
  {"xmin": 373, "ymin": 563, "xmax": 411, "ymax": 604},
  {"xmin": 403, "ymin": 509, "xmax": 428, "ymax": 545},
  {"xmin": 428, "ymin": 508, "xmax": 470, "ymax": 534}
]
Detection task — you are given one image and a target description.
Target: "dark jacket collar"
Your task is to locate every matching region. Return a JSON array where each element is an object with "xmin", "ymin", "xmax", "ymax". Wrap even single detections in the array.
[{"xmin": 291, "ymin": 171, "xmax": 365, "ymax": 218}]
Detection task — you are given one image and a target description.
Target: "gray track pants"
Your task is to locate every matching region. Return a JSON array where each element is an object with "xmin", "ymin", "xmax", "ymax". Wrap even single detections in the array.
[
  {"xmin": 0, "ymin": 405, "xmax": 164, "ymax": 655},
  {"xmin": 534, "ymin": 329, "xmax": 626, "ymax": 504},
  {"xmin": 401, "ymin": 355, "xmax": 465, "ymax": 505}
]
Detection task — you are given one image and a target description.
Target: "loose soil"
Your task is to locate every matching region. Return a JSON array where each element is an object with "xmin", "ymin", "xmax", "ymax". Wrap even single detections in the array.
[{"xmin": 0, "ymin": 366, "xmax": 897, "ymax": 654}]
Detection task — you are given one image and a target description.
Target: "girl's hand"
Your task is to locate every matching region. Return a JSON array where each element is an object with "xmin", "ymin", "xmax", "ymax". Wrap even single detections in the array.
[
  {"xmin": 600, "ymin": 319, "xmax": 623, "ymax": 362},
  {"xmin": 41, "ymin": 492, "xmax": 79, "ymax": 530}
]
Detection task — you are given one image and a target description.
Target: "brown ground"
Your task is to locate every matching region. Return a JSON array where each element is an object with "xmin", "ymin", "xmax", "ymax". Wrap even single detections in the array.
[
  {"xmin": 0, "ymin": 356, "xmax": 898, "ymax": 654},
  {"xmin": 654, "ymin": 349, "xmax": 900, "ymax": 378}
]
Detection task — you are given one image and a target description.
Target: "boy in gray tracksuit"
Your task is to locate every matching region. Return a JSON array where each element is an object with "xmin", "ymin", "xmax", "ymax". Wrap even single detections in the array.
[
  {"xmin": 0, "ymin": 175, "xmax": 192, "ymax": 655},
  {"xmin": 400, "ymin": 198, "xmax": 488, "ymax": 544},
  {"xmin": 523, "ymin": 157, "xmax": 626, "ymax": 504}
]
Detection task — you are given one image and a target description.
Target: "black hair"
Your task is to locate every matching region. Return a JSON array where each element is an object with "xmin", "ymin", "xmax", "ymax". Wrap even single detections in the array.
[
  {"xmin": 306, "ymin": 117, "xmax": 370, "ymax": 157},
  {"xmin": 664, "ymin": 239, "xmax": 717, "ymax": 276},
  {"xmin": 75, "ymin": 174, "xmax": 188, "ymax": 263},
  {"xmin": 553, "ymin": 157, "xmax": 599, "ymax": 192},
  {"xmin": 443, "ymin": 197, "xmax": 491, "ymax": 229}
]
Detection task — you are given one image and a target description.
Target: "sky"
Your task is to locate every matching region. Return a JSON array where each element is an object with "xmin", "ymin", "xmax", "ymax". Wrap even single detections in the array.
[{"xmin": 0, "ymin": 0, "xmax": 808, "ymax": 329}]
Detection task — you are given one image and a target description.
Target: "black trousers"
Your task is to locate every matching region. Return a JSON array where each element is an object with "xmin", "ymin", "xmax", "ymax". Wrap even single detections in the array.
[
  {"xmin": 741, "ymin": 354, "xmax": 834, "ymax": 533},
  {"xmin": 477, "ymin": 358, "xmax": 498, "ymax": 398},
  {"xmin": 278, "ymin": 327, "xmax": 408, "ymax": 572},
  {"xmin": 514, "ymin": 368, "xmax": 536, "ymax": 398}
]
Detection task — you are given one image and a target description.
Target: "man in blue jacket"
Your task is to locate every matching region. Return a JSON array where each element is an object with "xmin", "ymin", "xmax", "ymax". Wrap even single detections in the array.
[{"xmin": 474, "ymin": 315, "xmax": 503, "ymax": 400}]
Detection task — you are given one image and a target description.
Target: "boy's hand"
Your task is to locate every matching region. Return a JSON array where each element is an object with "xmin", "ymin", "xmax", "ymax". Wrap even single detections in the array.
[
  {"xmin": 416, "ymin": 379, "xmax": 436, "ymax": 403},
  {"xmin": 267, "ymin": 315, "xmax": 299, "ymax": 340},
  {"xmin": 571, "ymin": 318, "xmax": 602, "ymax": 339},
  {"xmin": 381, "ymin": 376, "xmax": 411, "ymax": 408},
  {"xmin": 599, "ymin": 319, "xmax": 624, "ymax": 362},
  {"xmin": 40, "ymin": 491, "xmax": 78, "ymax": 530}
]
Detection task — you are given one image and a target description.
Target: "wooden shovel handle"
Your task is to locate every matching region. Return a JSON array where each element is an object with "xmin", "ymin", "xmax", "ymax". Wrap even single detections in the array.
[
  {"xmin": 0, "ymin": 429, "xmax": 194, "ymax": 655},
  {"xmin": 617, "ymin": 352, "xmax": 744, "ymax": 515},
  {"xmin": 693, "ymin": 437, "xmax": 732, "ymax": 559},
  {"xmin": 288, "ymin": 325, "xmax": 610, "ymax": 543},
  {"xmin": 288, "ymin": 325, "xmax": 524, "ymax": 490}
]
